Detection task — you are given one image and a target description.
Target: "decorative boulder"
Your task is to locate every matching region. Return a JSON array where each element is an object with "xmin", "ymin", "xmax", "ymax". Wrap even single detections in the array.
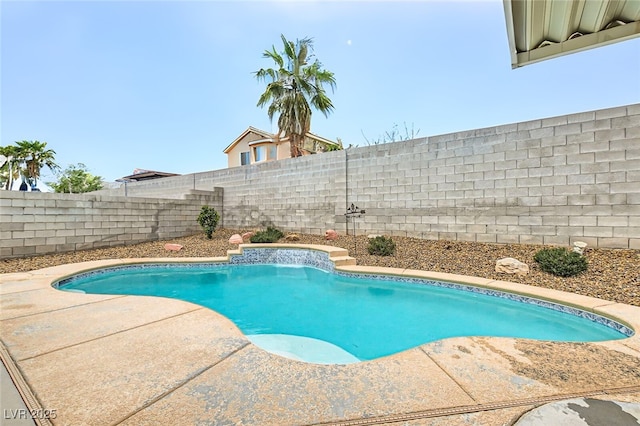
[
  {"xmin": 325, "ymin": 229, "xmax": 338, "ymax": 241},
  {"xmin": 285, "ymin": 233, "xmax": 300, "ymax": 242},
  {"xmin": 572, "ymin": 241, "xmax": 588, "ymax": 255},
  {"xmin": 164, "ymin": 243, "xmax": 183, "ymax": 251},
  {"xmin": 242, "ymin": 232, "xmax": 255, "ymax": 240},
  {"xmin": 495, "ymin": 257, "xmax": 529, "ymax": 276},
  {"xmin": 367, "ymin": 234, "xmax": 382, "ymax": 239},
  {"xmin": 229, "ymin": 234, "xmax": 243, "ymax": 244}
]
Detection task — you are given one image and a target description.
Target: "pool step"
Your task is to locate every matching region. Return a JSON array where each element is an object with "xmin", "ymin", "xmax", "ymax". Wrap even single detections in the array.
[
  {"xmin": 331, "ymin": 255, "xmax": 357, "ymax": 267},
  {"xmin": 247, "ymin": 334, "xmax": 360, "ymax": 364}
]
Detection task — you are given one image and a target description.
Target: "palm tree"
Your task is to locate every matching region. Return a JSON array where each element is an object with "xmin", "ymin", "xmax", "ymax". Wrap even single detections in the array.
[
  {"xmin": 255, "ymin": 34, "xmax": 336, "ymax": 157},
  {"xmin": 0, "ymin": 145, "xmax": 21, "ymax": 190},
  {"xmin": 14, "ymin": 140, "xmax": 60, "ymax": 188}
]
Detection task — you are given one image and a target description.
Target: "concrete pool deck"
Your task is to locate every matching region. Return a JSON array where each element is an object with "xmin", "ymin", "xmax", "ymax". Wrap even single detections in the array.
[{"xmin": 1, "ymin": 244, "xmax": 640, "ymax": 425}]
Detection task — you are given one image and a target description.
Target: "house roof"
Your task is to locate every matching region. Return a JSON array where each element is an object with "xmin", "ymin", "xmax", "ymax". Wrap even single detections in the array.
[
  {"xmin": 306, "ymin": 131, "xmax": 339, "ymax": 146},
  {"xmin": 223, "ymin": 127, "xmax": 275, "ymax": 154},
  {"xmin": 503, "ymin": 0, "xmax": 640, "ymax": 68},
  {"xmin": 117, "ymin": 169, "xmax": 180, "ymax": 182},
  {"xmin": 223, "ymin": 126, "xmax": 340, "ymax": 154}
]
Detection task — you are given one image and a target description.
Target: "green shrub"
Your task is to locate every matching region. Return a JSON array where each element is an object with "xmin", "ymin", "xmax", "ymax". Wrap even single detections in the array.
[
  {"xmin": 197, "ymin": 206, "xmax": 220, "ymax": 239},
  {"xmin": 367, "ymin": 236, "xmax": 396, "ymax": 256},
  {"xmin": 533, "ymin": 247, "xmax": 588, "ymax": 277},
  {"xmin": 250, "ymin": 226, "xmax": 284, "ymax": 243}
]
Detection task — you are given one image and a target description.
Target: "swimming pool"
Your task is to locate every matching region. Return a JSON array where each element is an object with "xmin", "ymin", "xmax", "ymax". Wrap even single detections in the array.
[{"xmin": 55, "ymin": 248, "xmax": 632, "ymax": 364}]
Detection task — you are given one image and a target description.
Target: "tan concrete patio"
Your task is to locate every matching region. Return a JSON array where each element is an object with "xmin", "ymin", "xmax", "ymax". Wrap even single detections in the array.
[{"xmin": 1, "ymin": 245, "xmax": 639, "ymax": 425}]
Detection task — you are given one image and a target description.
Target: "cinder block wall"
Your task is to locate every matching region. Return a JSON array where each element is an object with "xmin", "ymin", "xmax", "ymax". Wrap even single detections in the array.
[
  {"xmin": 95, "ymin": 155, "xmax": 350, "ymax": 235},
  {"xmin": 11, "ymin": 103, "xmax": 639, "ymax": 254},
  {"xmin": 95, "ymin": 173, "xmax": 216, "ymax": 199},
  {"xmin": 98, "ymin": 104, "xmax": 637, "ymax": 249},
  {"xmin": 0, "ymin": 189, "xmax": 222, "ymax": 258},
  {"xmin": 347, "ymin": 104, "xmax": 639, "ymax": 249}
]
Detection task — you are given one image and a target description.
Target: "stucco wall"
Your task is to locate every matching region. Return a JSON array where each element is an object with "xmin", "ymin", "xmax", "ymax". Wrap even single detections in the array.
[
  {"xmin": 0, "ymin": 189, "xmax": 222, "ymax": 258},
  {"xmin": 226, "ymin": 132, "xmax": 262, "ymax": 168},
  {"xmin": 224, "ymin": 132, "xmax": 290, "ymax": 167}
]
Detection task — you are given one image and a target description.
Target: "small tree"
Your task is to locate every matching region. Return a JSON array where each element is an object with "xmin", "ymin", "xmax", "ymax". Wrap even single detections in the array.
[
  {"xmin": 48, "ymin": 163, "xmax": 104, "ymax": 193},
  {"xmin": 197, "ymin": 206, "xmax": 220, "ymax": 239}
]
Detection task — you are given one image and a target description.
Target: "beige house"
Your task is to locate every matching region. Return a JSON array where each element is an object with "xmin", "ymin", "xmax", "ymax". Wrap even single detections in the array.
[{"xmin": 223, "ymin": 126, "xmax": 341, "ymax": 168}]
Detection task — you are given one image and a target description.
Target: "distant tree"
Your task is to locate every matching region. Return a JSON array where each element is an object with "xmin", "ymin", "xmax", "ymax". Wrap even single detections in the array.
[
  {"xmin": 48, "ymin": 163, "xmax": 104, "ymax": 193},
  {"xmin": 0, "ymin": 145, "xmax": 21, "ymax": 190},
  {"xmin": 14, "ymin": 140, "xmax": 60, "ymax": 188},
  {"xmin": 324, "ymin": 137, "xmax": 344, "ymax": 152},
  {"xmin": 255, "ymin": 34, "xmax": 336, "ymax": 158},
  {"xmin": 362, "ymin": 122, "xmax": 421, "ymax": 145}
]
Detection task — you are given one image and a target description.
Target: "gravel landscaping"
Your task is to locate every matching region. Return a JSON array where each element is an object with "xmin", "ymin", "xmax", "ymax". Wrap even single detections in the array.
[{"xmin": 2, "ymin": 228, "xmax": 639, "ymax": 306}]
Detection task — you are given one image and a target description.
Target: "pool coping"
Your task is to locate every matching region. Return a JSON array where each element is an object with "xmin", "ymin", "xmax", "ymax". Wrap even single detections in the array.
[{"xmin": 1, "ymin": 243, "xmax": 640, "ymax": 425}]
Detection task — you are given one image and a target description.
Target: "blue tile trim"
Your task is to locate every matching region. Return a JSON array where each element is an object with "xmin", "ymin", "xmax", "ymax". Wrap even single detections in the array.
[
  {"xmin": 54, "ymin": 262, "xmax": 225, "ymax": 287},
  {"xmin": 53, "ymin": 248, "xmax": 634, "ymax": 338},
  {"xmin": 334, "ymin": 271, "xmax": 634, "ymax": 337},
  {"xmin": 228, "ymin": 248, "xmax": 336, "ymax": 271}
]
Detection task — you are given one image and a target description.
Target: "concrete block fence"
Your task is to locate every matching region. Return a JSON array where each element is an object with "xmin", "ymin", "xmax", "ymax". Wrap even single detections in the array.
[
  {"xmin": 343, "ymin": 103, "xmax": 640, "ymax": 250},
  {"xmin": 3, "ymin": 103, "xmax": 639, "ymax": 258},
  {"xmin": 96, "ymin": 103, "xmax": 639, "ymax": 250},
  {"xmin": 0, "ymin": 189, "xmax": 222, "ymax": 258}
]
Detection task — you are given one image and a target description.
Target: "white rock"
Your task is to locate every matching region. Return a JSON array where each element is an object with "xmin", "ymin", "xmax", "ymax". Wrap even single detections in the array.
[
  {"xmin": 495, "ymin": 257, "xmax": 529, "ymax": 276},
  {"xmin": 572, "ymin": 241, "xmax": 588, "ymax": 255}
]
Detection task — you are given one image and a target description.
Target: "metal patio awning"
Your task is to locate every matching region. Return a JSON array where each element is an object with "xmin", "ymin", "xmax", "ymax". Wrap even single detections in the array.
[{"xmin": 503, "ymin": 0, "xmax": 640, "ymax": 68}]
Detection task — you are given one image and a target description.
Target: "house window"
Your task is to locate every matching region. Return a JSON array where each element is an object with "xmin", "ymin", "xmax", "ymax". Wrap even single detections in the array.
[
  {"xmin": 254, "ymin": 146, "xmax": 266, "ymax": 162},
  {"xmin": 268, "ymin": 145, "xmax": 277, "ymax": 160},
  {"xmin": 240, "ymin": 152, "xmax": 250, "ymax": 165}
]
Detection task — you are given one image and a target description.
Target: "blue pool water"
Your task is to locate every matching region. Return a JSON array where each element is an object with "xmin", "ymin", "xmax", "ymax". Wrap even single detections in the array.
[{"xmin": 58, "ymin": 263, "xmax": 629, "ymax": 362}]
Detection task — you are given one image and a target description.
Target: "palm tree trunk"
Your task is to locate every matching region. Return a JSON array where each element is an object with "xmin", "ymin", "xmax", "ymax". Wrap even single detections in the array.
[
  {"xmin": 290, "ymin": 134, "xmax": 301, "ymax": 157},
  {"xmin": 296, "ymin": 135, "xmax": 304, "ymax": 157}
]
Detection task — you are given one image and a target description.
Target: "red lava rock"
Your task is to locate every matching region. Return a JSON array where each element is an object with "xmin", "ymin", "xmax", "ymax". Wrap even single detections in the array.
[
  {"xmin": 325, "ymin": 229, "xmax": 338, "ymax": 241},
  {"xmin": 229, "ymin": 234, "xmax": 243, "ymax": 244},
  {"xmin": 164, "ymin": 244, "xmax": 183, "ymax": 251}
]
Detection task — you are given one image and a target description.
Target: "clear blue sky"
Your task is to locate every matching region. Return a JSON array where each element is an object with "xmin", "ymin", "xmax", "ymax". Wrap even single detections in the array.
[{"xmin": 2, "ymin": 1, "xmax": 639, "ymax": 185}]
